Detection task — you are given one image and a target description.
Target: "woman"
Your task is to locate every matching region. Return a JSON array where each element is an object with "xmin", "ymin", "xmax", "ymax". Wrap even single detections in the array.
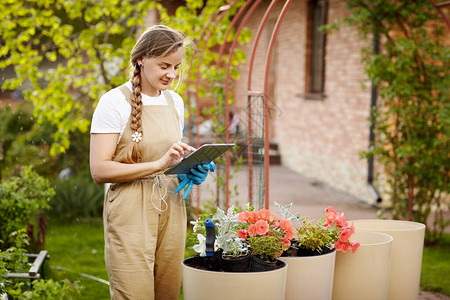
[{"xmin": 90, "ymin": 25, "xmax": 211, "ymax": 299}]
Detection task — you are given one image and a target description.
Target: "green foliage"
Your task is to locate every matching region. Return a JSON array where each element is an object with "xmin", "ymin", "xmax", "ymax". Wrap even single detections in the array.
[
  {"xmin": 248, "ymin": 234, "xmax": 284, "ymax": 262},
  {"xmin": 338, "ymin": 0, "xmax": 450, "ymax": 243},
  {"xmin": 295, "ymin": 217, "xmax": 340, "ymax": 253},
  {"xmin": 0, "ymin": 103, "xmax": 60, "ymax": 178},
  {"xmin": 0, "ymin": 0, "xmax": 158, "ymax": 155},
  {"xmin": 0, "ymin": 166, "xmax": 54, "ymax": 249},
  {"xmin": 50, "ymin": 173, "xmax": 104, "ymax": 221},
  {"xmin": 0, "ymin": 230, "xmax": 83, "ymax": 299}
]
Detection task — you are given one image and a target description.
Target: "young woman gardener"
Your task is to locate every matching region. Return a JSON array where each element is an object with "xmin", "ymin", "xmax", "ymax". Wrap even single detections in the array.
[{"xmin": 89, "ymin": 25, "xmax": 213, "ymax": 299}]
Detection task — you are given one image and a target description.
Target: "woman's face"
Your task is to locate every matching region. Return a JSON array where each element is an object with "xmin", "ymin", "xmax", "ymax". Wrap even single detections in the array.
[{"xmin": 138, "ymin": 46, "xmax": 184, "ymax": 97}]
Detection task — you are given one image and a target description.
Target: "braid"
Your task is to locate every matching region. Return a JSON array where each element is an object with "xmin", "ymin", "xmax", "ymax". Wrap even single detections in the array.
[
  {"xmin": 130, "ymin": 66, "xmax": 143, "ymax": 134},
  {"xmin": 124, "ymin": 65, "xmax": 143, "ymax": 163}
]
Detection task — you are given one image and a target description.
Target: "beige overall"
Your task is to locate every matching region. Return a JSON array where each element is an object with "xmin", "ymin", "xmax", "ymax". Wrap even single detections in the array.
[{"xmin": 103, "ymin": 85, "xmax": 186, "ymax": 300}]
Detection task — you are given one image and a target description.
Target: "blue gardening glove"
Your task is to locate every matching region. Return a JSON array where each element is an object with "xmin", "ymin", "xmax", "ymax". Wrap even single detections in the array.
[{"xmin": 175, "ymin": 162, "xmax": 215, "ymax": 200}]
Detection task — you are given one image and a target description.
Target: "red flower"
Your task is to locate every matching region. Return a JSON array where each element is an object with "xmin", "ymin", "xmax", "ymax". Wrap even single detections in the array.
[{"xmin": 238, "ymin": 229, "xmax": 248, "ymax": 239}]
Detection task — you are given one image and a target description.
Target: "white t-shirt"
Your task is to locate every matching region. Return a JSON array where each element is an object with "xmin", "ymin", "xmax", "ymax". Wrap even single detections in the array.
[{"xmin": 90, "ymin": 81, "xmax": 184, "ymax": 141}]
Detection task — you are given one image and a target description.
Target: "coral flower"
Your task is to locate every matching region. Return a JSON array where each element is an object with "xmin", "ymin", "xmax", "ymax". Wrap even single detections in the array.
[
  {"xmin": 255, "ymin": 220, "xmax": 270, "ymax": 235},
  {"xmin": 285, "ymin": 228, "xmax": 295, "ymax": 240},
  {"xmin": 247, "ymin": 212, "xmax": 259, "ymax": 223},
  {"xmin": 334, "ymin": 240, "xmax": 349, "ymax": 252},
  {"xmin": 279, "ymin": 219, "xmax": 293, "ymax": 232},
  {"xmin": 237, "ymin": 211, "xmax": 249, "ymax": 222},
  {"xmin": 351, "ymin": 241, "xmax": 360, "ymax": 253},
  {"xmin": 258, "ymin": 209, "xmax": 275, "ymax": 222},
  {"xmin": 248, "ymin": 224, "xmax": 257, "ymax": 237},
  {"xmin": 339, "ymin": 227, "xmax": 352, "ymax": 243},
  {"xmin": 238, "ymin": 229, "xmax": 248, "ymax": 239},
  {"xmin": 325, "ymin": 210, "xmax": 337, "ymax": 226},
  {"xmin": 335, "ymin": 212, "xmax": 348, "ymax": 229}
]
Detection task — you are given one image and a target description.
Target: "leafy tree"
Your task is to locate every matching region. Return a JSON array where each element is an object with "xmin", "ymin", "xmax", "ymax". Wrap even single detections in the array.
[
  {"xmin": 0, "ymin": 0, "xmax": 251, "ymax": 209},
  {"xmin": 0, "ymin": 0, "xmax": 250, "ymax": 156},
  {"xmin": 0, "ymin": 0, "xmax": 161, "ymax": 156},
  {"xmin": 337, "ymin": 0, "xmax": 449, "ymax": 243}
]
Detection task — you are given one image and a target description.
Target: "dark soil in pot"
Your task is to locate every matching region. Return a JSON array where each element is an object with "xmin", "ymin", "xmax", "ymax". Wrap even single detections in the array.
[{"xmin": 184, "ymin": 255, "xmax": 285, "ymax": 273}]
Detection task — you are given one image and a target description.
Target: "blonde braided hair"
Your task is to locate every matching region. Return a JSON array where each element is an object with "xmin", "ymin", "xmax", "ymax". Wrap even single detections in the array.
[{"xmin": 124, "ymin": 25, "xmax": 187, "ymax": 163}]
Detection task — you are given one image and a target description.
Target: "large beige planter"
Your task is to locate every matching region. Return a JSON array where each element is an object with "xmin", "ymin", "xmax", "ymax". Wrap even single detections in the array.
[
  {"xmin": 352, "ymin": 220, "xmax": 426, "ymax": 300},
  {"xmin": 181, "ymin": 258, "xmax": 287, "ymax": 300},
  {"xmin": 280, "ymin": 250, "xmax": 336, "ymax": 300},
  {"xmin": 332, "ymin": 230, "xmax": 393, "ymax": 300}
]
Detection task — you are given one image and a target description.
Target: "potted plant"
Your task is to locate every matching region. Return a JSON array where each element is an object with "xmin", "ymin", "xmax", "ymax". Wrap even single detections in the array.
[
  {"xmin": 182, "ymin": 205, "xmax": 288, "ymax": 300},
  {"xmin": 279, "ymin": 205, "xmax": 360, "ymax": 300},
  {"xmin": 189, "ymin": 206, "xmax": 250, "ymax": 272},
  {"xmin": 236, "ymin": 205, "xmax": 295, "ymax": 271}
]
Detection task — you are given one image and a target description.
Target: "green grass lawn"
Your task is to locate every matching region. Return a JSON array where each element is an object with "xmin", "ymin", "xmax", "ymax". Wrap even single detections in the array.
[
  {"xmin": 44, "ymin": 217, "xmax": 450, "ymax": 299},
  {"xmin": 420, "ymin": 234, "xmax": 450, "ymax": 296},
  {"xmin": 45, "ymin": 217, "xmax": 110, "ymax": 300}
]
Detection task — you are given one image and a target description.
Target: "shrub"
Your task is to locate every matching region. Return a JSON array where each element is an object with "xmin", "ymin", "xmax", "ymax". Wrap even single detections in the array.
[
  {"xmin": 50, "ymin": 173, "xmax": 104, "ymax": 221},
  {"xmin": 0, "ymin": 230, "xmax": 83, "ymax": 299},
  {"xmin": 0, "ymin": 166, "xmax": 54, "ymax": 250}
]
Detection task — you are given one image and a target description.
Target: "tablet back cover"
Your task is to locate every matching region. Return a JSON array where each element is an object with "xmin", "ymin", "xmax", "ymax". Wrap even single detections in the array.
[{"xmin": 164, "ymin": 143, "xmax": 235, "ymax": 174}]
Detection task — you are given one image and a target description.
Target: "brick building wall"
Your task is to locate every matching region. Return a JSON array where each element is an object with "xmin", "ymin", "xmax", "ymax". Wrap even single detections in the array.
[{"xmin": 233, "ymin": 0, "xmax": 374, "ymax": 203}]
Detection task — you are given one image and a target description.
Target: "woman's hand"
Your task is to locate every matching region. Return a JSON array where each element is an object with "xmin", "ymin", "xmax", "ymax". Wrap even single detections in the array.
[
  {"xmin": 156, "ymin": 141, "xmax": 196, "ymax": 171},
  {"xmin": 175, "ymin": 162, "xmax": 216, "ymax": 200}
]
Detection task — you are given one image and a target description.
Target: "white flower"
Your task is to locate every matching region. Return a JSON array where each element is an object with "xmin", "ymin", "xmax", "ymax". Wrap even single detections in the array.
[
  {"xmin": 131, "ymin": 131, "xmax": 143, "ymax": 143},
  {"xmin": 193, "ymin": 234, "xmax": 206, "ymax": 257}
]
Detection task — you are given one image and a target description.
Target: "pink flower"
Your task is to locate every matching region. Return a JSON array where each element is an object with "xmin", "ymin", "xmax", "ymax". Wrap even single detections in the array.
[
  {"xmin": 339, "ymin": 227, "xmax": 353, "ymax": 243},
  {"xmin": 351, "ymin": 241, "xmax": 360, "ymax": 253},
  {"xmin": 255, "ymin": 220, "xmax": 270, "ymax": 235},
  {"xmin": 334, "ymin": 240, "xmax": 350, "ymax": 253},
  {"xmin": 335, "ymin": 212, "xmax": 348, "ymax": 229},
  {"xmin": 238, "ymin": 229, "xmax": 247, "ymax": 239},
  {"xmin": 258, "ymin": 209, "xmax": 275, "ymax": 222},
  {"xmin": 248, "ymin": 224, "xmax": 257, "ymax": 237},
  {"xmin": 325, "ymin": 208, "xmax": 338, "ymax": 226}
]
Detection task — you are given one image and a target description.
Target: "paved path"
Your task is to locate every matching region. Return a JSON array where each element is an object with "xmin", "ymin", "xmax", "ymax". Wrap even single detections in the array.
[{"xmin": 196, "ymin": 165, "xmax": 449, "ymax": 300}]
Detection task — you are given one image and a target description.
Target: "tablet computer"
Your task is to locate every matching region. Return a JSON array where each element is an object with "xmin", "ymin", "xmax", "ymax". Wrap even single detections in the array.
[{"xmin": 164, "ymin": 143, "xmax": 235, "ymax": 175}]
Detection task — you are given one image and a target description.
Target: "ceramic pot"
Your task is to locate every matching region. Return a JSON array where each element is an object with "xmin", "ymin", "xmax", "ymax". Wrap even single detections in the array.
[
  {"xmin": 280, "ymin": 249, "xmax": 336, "ymax": 300},
  {"xmin": 332, "ymin": 230, "xmax": 393, "ymax": 300},
  {"xmin": 352, "ymin": 219, "xmax": 426, "ymax": 300},
  {"xmin": 182, "ymin": 257, "xmax": 287, "ymax": 300}
]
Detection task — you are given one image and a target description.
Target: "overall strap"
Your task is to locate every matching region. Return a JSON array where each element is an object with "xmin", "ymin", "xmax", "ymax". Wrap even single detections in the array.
[
  {"xmin": 119, "ymin": 84, "xmax": 132, "ymax": 104},
  {"xmin": 162, "ymin": 90, "xmax": 176, "ymax": 111},
  {"xmin": 162, "ymin": 90, "xmax": 181, "ymax": 137}
]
